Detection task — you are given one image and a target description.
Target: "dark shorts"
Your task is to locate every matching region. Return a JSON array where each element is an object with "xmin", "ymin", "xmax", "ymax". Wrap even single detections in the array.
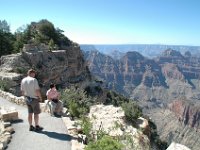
[{"xmin": 25, "ymin": 97, "xmax": 41, "ymax": 114}]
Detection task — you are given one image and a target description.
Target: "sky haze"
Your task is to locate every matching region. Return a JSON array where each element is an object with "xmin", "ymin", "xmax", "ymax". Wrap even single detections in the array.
[{"xmin": 1, "ymin": 0, "xmax": 200, "ymax": 46}]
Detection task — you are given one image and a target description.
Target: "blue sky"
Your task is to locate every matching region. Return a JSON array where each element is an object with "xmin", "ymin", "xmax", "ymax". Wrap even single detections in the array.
[{"xmin": 1, "ymin": 0, "xmax": 200, "ymax": 45}]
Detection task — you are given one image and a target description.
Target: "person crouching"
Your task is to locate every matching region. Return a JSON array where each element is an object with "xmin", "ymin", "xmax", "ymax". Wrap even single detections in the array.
[{"xmin": 46, "ymin": 83, "xmax": 63, "ymax": 117}]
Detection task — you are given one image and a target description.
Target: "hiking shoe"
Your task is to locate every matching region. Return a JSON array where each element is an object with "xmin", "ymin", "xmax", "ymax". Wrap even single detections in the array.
[
  {"xmin": 35, "ymin": 125, "xmax": 43, "ymax": 131},
  {"xmin": 29, "ymin": 125, "xmax": 35, "ymax": 131}
]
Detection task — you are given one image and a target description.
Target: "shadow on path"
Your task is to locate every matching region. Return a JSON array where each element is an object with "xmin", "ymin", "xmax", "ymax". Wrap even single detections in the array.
[
  {"xmin": 36, "ymin": 130, "xmax": 72, "ymax": 141},
  {"xmin": 11, "ymin": 119, "xmax": 24, "ymax": 124}
]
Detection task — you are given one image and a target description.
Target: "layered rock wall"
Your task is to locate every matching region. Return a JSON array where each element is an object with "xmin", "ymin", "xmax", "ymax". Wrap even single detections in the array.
[
  {"xmin": 169, "ymin": 100, "xmax": 200, "ymax": 129},
  {"xmin": 0, "ymin": 45, "xmax": 89, "ymax": 97}
]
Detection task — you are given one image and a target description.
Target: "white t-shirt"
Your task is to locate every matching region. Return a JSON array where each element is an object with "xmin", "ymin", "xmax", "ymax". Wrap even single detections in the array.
[{"xmin": 21, "ymin": 76, "xmax": 40, "ymax": 99}]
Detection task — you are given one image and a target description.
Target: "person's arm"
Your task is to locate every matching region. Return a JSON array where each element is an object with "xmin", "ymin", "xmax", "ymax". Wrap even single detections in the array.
[
  {"xmin": 21, "ymin": 90, "xmax": 25, "ymax": 96},
  {"xmin": 34, "ymin": 79, "xmax": 42, "ymax": 101},
  {"xmin": 21, "ymin": 80, "xmax": 25, "ymax": 96},
  {"xmin": 56, "ymin": 90, "xmax": 60, "ymax": 99},
  {"xmin": 46, "ymin": 90, "xmax": 52, "ymax": 101},
  {"xmin": 36, "ymin": 89, "xmax": 42, "ymax": 101},
  {"xmin": 47, "ymin": 94, "xmax": 52, "ymax": 101}
]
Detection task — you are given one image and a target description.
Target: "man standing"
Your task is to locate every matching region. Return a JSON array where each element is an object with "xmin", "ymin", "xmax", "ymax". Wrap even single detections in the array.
[{"xmin": 21, "ymin": 69, "xmax": 43, "ymax": 131}]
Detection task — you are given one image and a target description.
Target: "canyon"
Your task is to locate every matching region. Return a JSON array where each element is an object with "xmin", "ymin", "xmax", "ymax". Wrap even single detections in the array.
[{"xmin": 82, "ymin": 48, "xmax": 200, "ymax": 150}]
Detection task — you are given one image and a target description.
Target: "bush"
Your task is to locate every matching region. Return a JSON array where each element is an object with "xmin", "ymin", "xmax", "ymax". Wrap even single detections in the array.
[
  {"xmin": 122, "ymin": 101, "xmax": 142, "ymax": 124},
  {"xmin": 61, "ymin": 86, "xmax": 95, "ymax": 118},
  {"xmin": 15, "ymin": 67, "xmax": 27, "ymax": 74},
  {"xmin": 0, "ymin": 80, "xmax": 9, "ymax": 91},
  {"xmin": 68, "ymin": 100, "xmax": 81, "ymax": 118},
  {"xmin": 105, "ymin": 91, "xmax": 129, "ymax": 106},
  {"xmin": 85, "ymin": 135, "xmax": 123, "ymax": 150},
  {"xmin": 79, "ymin": 116, "xmax": 93, "ymax": 142}
]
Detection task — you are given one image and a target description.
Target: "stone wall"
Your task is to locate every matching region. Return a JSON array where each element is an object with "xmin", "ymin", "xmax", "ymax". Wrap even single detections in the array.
[
  {"xmin": 0, "ymin": 90, "xmax": 19, "ymax": 150},
  {"xmin": 0, "ymin": 90, "xmax": 25, "ymax": 106}
]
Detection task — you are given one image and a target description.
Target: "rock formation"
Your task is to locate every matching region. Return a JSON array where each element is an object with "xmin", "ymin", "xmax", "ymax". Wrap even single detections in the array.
[
  {"xmin": 88, "ymin": 105, "xmax": 150, "ymax": 150},
  {"xmin": 83, "ymin": 49, "xmax": 200, "ymax": 149},
  {"xmin": 0, "ymin": 44, "xmax": 89, "ymax": 97},
  {"xmin": 166, "ymin": 142, "xmax": 191, "ymax": 150}
]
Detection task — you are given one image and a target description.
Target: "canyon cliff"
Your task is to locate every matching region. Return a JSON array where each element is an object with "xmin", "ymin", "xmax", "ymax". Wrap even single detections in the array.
[
  {"xmin": 0, "ymin": 43, "xmax": 89, "ymax": 97},
  {"xmin": 83, "ymin": 49, "xmax": 200, "ymax": 149}
]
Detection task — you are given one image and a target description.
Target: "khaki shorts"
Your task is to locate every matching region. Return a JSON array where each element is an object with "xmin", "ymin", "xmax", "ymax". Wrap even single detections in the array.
[{"xmin": 25, "ymin": 97, "xmax": 41, "ymax": 114}]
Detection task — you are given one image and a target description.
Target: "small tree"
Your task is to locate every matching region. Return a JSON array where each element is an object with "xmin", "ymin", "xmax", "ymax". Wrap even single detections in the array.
[
  {"xmin": 0, "ymin": 20, "xmax": 10, "ymax": 32},
  {"xmin": 0, "ymin": 26, "xmax": 15, "ymax": 56}
]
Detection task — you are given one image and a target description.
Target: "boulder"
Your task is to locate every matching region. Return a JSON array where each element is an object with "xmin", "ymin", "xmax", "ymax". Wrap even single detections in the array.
[
  {"xmin": 167, "ymin": 142, "xmax": 191, "ymax": 150},
  {"xmin": 0, "ymin": 107, "xmax": 18, "ymax": 122}
]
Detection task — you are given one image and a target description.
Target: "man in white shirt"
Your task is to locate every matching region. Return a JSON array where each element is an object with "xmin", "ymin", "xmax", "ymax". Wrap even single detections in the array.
[{"xmin": 21, "ymin": 69, "xmax": 43, "ymax": 131}]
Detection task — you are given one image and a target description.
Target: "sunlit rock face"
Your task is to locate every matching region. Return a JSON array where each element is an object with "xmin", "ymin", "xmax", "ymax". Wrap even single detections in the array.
[
  {"xmin": 88, "ymin": 105, "xmax": 150, "ymax": 150},
  {"xmin": 0, "ymin": 44, "xmax": 89, "ymax": 96},
  {"xmin": 166, "ymin": 142, "xmax": 191, "ymax": 150}
]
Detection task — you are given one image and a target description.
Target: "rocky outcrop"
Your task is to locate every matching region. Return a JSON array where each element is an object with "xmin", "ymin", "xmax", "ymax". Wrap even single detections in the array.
[
  {"xmin": 162, "ymin": 63, "xmax": 185, "ymax": 81},
  {"xmin": 162, "ymin": 49, "xmax": 184, "ymax": 58},
  {"xmin": 22, "ymin": 43, "xmax": 49, "ymax": 52},
  {"xmin": 61, "ymin": 104, "xmax": 151, "ymax": 150},
  {"xmin": 169, "ymin": 100, "xmax": 200, "ymax": 128},
  {"xmin": 0, "ymin": 44, "xmax": 89, "ymax": 97},
  {"xmin": 166, "ymin": 142, "xmax": 191, "ymax": 150},
  {"xmin": 88, "ymin": 105, "xmax": 150, "ymax": 150}
]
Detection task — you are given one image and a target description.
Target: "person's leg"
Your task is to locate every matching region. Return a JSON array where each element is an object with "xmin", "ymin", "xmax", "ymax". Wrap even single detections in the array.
[
  {"xmin": 49, "ymin": 101, "xmax": 56, "ymax": 116},
  {"xmin": 56, "ymin": 101, "xmax": 63, "ymax": 115},
  {"xmin": 51, "ymin": 102, "xmax": 57, "ymax": 114},
  {"xmin": 28, "ymin": 113, "xmax": 33, "ymax": 125},
  {"xmin": 27, "ymin": 102, "xmax": 35, "ymax": 131},
  {"xmin": 34, "ymin": 113, "xmax": 43, "ymax": 131},
  {"xmin": 34, "ymin": 114, "xmax": 39, "ymax": 126},
  {"xmin": 29, "ymin": 113, "xmax": 35, "ymax": 131},
  {"xmin": 33, "ymin": 100, "xmax": 43, "ymax": 131}
]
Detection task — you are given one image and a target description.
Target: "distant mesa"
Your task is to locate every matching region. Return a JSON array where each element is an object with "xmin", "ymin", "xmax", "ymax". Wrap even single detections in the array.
[
  {"xmin": 124, "ymin": 51, "xmax": 145, "ymax": 60},
  {"xmin": 162, "ymin": 48, "xmax": 183, "ymax": 57},
  {"xmin": 184, "ymin": 51, "xmax": 192, "ymax": 57}
]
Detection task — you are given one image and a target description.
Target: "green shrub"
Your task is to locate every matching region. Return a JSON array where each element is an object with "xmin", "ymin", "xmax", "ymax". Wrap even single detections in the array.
[
  {"xmin": 156, "ymin": 139, "xmax": 168, "ymax": 150},
  {"xmin": 85, "ymin": 135, "xmax": 123, "ymax": 150},
  {"xmin": 79, "ymin": 116, "xmax": 93, "ymax": 141},
  {"xmin": 122, "ymin": 101, "xmax": 142, "ymax": 124},
  {"xmin": 61, "ymin": 86, "xmax": 95, "ymax": 118},
  {"xmin": 15, "ymin": 67, "xmax": 26, "ymax": 74},
  {"xmin": 105, "ymin": 91, "xmax": 129, "ymax": 106},
  {"xmin": 0, "ymin": 80, "xmax": 9, "ymax": 91},
  {"xmin": 96, "ymin": 129, "xmax": 108, "ymax": 141},
  {"xmin": 68, "ymin": 100, "xmax": 81, "ymax": 118}
]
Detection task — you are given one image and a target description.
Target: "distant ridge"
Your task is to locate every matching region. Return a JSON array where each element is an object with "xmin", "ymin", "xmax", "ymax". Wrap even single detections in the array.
[{"xmin": 80, "ymin": 44, "xmax": 200, "ymax": 58}]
